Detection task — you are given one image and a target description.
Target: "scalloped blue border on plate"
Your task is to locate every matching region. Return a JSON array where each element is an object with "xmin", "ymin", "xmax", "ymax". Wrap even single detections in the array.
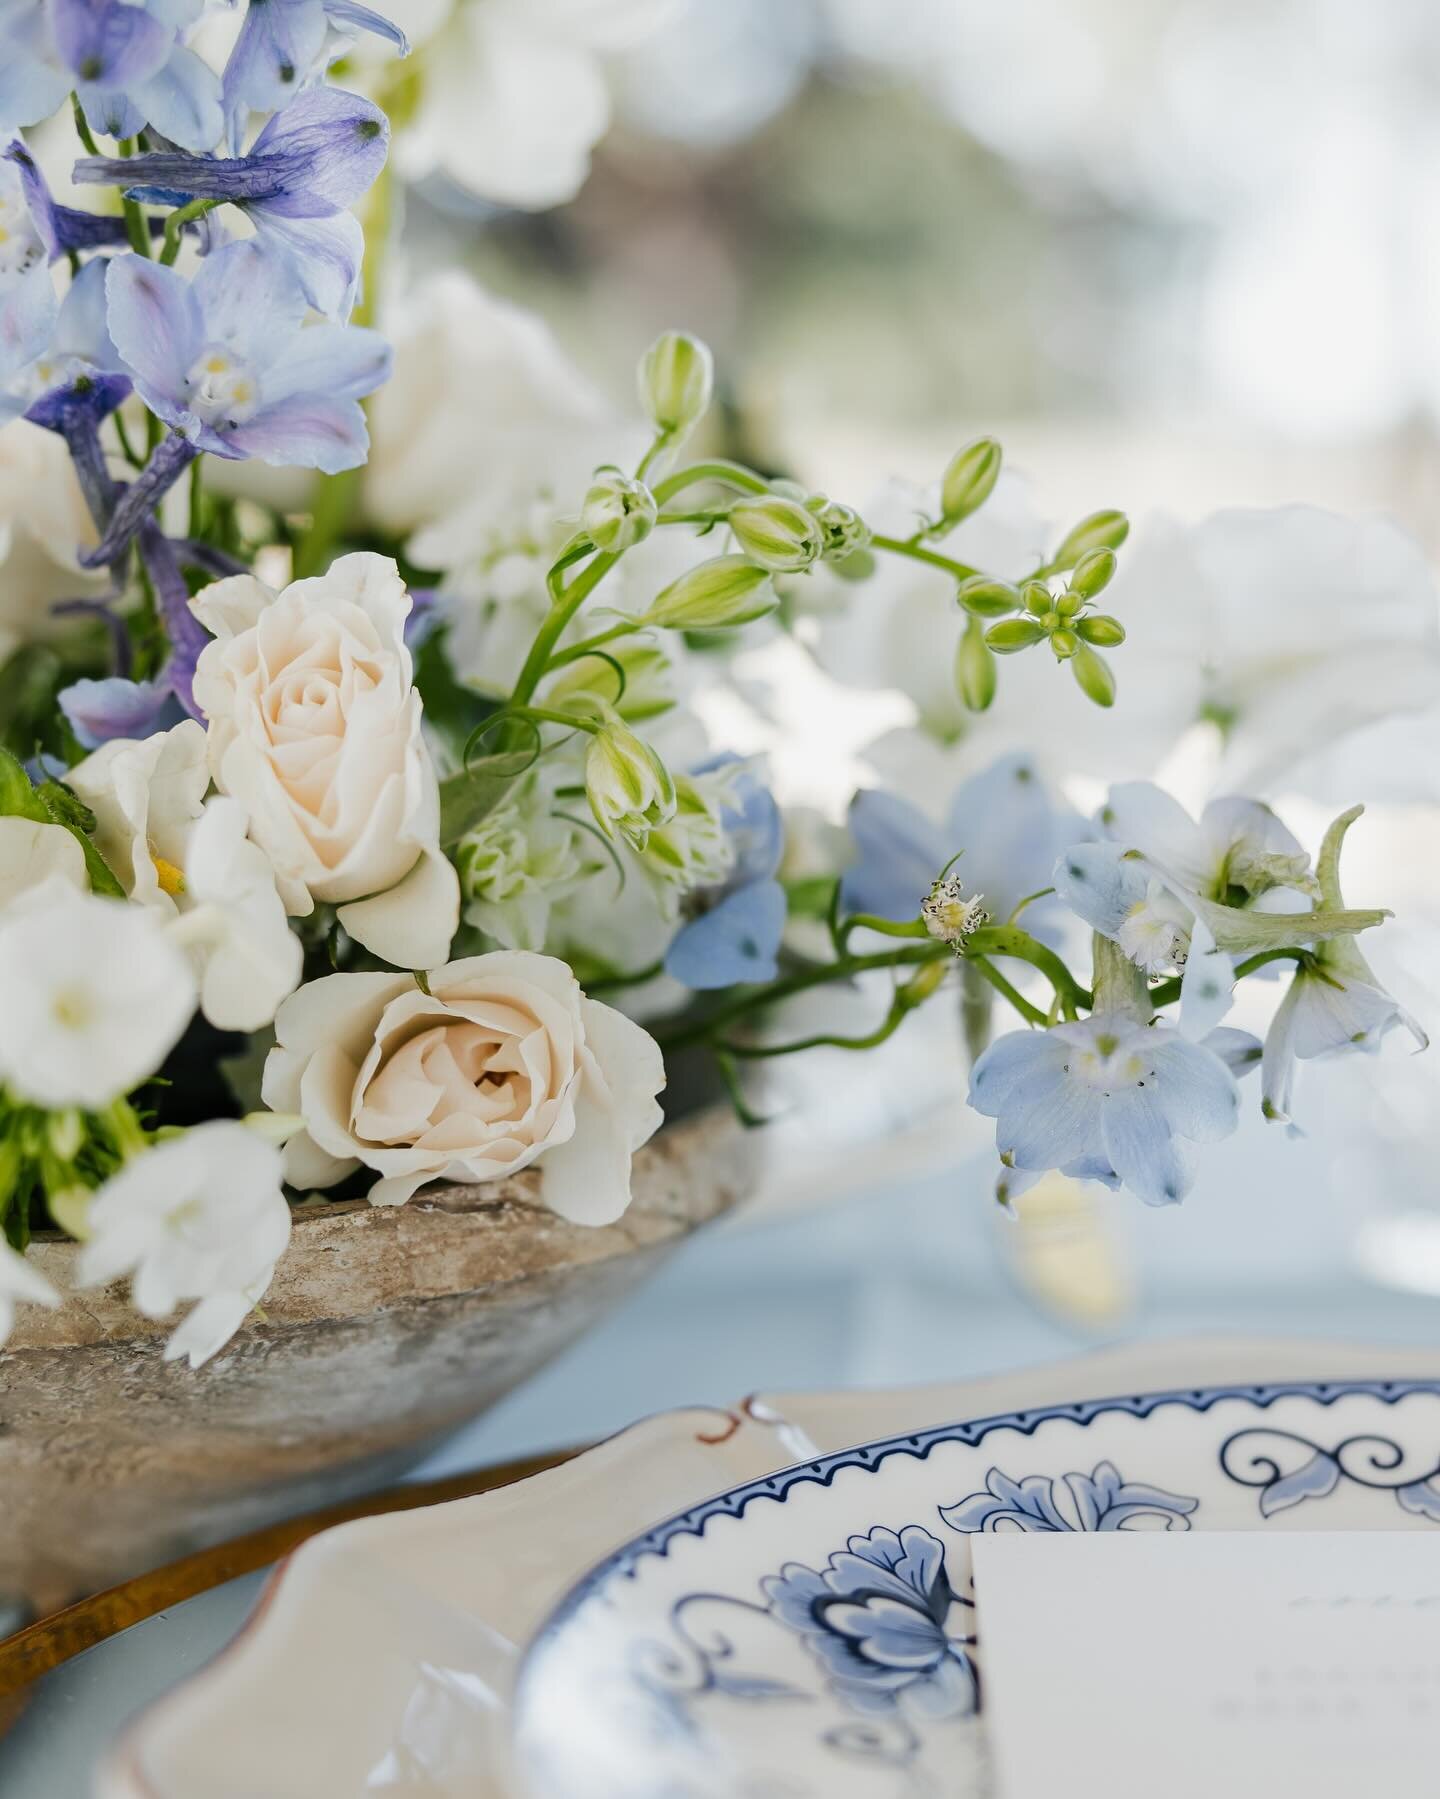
[{"xmin": 522, "ymin": 1377, "xmax": 1440, "ymax": 1659}]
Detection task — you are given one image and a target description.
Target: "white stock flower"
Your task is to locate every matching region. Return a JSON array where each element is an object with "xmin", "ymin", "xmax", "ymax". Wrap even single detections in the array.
[
  {"xmin": 1102, "ymin": 506, "xmax": 1440, "ymax": 790},
  {"xmin": 455, "ymin": 788, "xmax": 592, "ymax": 953},
  {"xmin": 263, "ymin": 952, "xmax": 666, "ymax": 1217},
  {"xmin": 0, "ymin": 817, "xmax": 86, "ymax": 913},
  {"xmin": 367, "ymin": 274, "xmax": 623, "ymax": 539},
  {"xmin": 70, "ymin": 719, "xmax": 210, "ymax": 915},
  {"xmin": 190, "ymin": 553, "xmax": 460, "ymax": 970},
  {"xmin": 70, "ymin": 723, "xmax": 301, "ymax": 1030},
  {"xmin": 370, "ymin": 0, "xmax": 675, "ymax": 210},
  {"xmin": 0, "ymin": 881, "xmax": 196, "ymax": 1108},
  {"xmin": 0, "ymin": 419, "xmax": 108, "ymax": 663},
  {"xmin": 75, "ymin": 1123, "xmax": 291, "ymax": 1370},
  {"xmin": 170, "ymin": 799, "xmax": 304, "ymax": 1033},
  {"xmin": 0, "ymin": 1240, "xmax": 59, "ymax": 1349}
]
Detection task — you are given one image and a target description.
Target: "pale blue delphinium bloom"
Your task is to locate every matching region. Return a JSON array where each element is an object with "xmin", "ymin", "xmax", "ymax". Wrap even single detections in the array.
[
  {"xmin": 75, "ymin": 86, "xmax": 391, "ymax": 319},
  {"xmin": 842, "ymin": 751, "xmax": 1083, "ymax": 938},
  {"xmin": 0, "ymin": 0, "xmax": 223, "ymax": 152},
  {"xmin": 221, "ymin": 0, "xmax": 408, "ymax": 148},
  {"xmin": 85, "ymin": 239, "xmax": 390, "ymax": 564},
  {"xmin": 970, "ymin": 1014, "xmax": 1248, "ymax": 1206},
  {"xmin": 1261, "ymin": 805, "xmax": 1427, "ymax": 1130},
  {"xmin": 664, "ymin": 759, "xmax": 786, "ymax": 990}
]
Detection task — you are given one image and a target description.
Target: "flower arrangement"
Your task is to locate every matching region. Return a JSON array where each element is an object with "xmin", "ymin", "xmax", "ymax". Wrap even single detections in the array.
[{"xmin": 0, "ymin": 4, "xmax": 1428, "ymax": 1368}]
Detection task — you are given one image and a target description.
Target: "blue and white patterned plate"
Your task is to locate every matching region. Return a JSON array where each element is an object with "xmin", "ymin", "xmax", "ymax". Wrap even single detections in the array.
[{"xmin": 513, "ymin": 1379, "xmax": 1440, "ymax": 1798}]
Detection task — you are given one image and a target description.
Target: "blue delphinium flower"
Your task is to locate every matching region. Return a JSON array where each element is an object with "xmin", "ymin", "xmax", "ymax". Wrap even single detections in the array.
[
  {"xmin": 761, "ymin": 1525, "xmax": 976, "ymax": 1722},
  {"xmin": 0, "ymin": 0, "xmax": 223, "ymax": 152},
  {"xmin": 221, "ymin": 0, "xmax": 408, "ymax": 146},
  {"xmin": 664, "ymin": 759, "xmax": 786, "ymax": 990},
  {"xmin": 842, "ymin": 751, "xmax": 1083, "ymax": 939},
  {"xmin": 970, "ymin": 1013, "xmax": 1244, "ymax": 1206},
  {"xmin": 1260, "ymin": 805, "xmax": 1427, "ymax": 1129},
  {"xmin": 75, "ymin": 85, "xmax": 391, "ymax": 318},
  {"xmin": 60, "ymin": 672, "xmax": 184, "ymax": 747},
  {"xmin": 84, "ymin": 239, "xmax": 390, "ymax": 564},
  {"xmin": 0, "ymin": 257, "xmax": 131, "ymax": 481}
]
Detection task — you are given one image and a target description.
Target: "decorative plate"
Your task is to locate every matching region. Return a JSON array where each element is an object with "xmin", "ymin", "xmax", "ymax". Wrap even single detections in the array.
[{"xmin": 513, "ymin": 1379, "xmax": 1440, "ymax": 1798}]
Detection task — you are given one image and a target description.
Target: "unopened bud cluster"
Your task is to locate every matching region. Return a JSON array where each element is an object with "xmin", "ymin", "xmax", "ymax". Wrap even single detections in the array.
[{"xmin": 952, "ymin": 512, "xmax": 1129, "ymax": 711}]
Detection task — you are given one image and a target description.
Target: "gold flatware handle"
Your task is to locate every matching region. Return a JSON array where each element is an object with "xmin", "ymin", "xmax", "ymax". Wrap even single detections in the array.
[{"xmin": 0, "ymin": 1444, "xmax": 581, "ymax": 1699}]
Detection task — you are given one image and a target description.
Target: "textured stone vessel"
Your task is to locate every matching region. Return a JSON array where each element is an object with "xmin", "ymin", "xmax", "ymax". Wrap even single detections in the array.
[{"xmin": 0, "ymin": 1109, "xmax": 751, "ymax": 1614}]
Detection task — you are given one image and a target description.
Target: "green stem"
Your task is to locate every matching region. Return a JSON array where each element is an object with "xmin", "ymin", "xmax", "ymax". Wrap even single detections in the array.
[
  {"xmin": 870, "ymin": 534, "xmax": 981, "ymax": 583},
  {"xmin": 545, "ymin": 618, "xmax": 642, "ymax": 671},
  {"xmin": 635, "ymin": 432, "xmax": 671, "ymax": 481},
  {"xmin": 656, "ymin": 944, "xmax": 947, "ymax": 1053},
  {"xmin": 509, "ymin": 550, "xmax": 619, "ymax": 708},
  {"xmin": 115, "ymin": 140, "xmax": 151, "ymax": 259},
  {"xmin": 504, "ymin": 704, "xmax": 604, "ymax": 736},
  {"xmin": 835, "ymin": 912, "xmax": 931, "ymax": 956},
  {"xmin": 111, "ymin": 406, "xmax": 143, "ymax": 470},
  {"xmin": 966, "ymin": 923, "xmax": 1090, "ymax": 1017},
  {"xmin": 721, "ymin": 995, "xmax": 911, "ymax": 1059},
  {"xmin": 187, "ymin": 453, "xmax": 204, "ymax": 538},
  {"xmin": 962, "ymin": 952, "xmax": 1050, "ymax": 1027},
  {"xmin": 294, "ymin": 467, "xmax": 360, "ymax": 579},
  {"xmin": 70, "ymin": 94, "xmax": 100, "ymax": 157},
  {"xmin": 650, "ymin": 460, "xmax": 771, "ymax": 506},
  {"xmin": 1145, "ymin": 946, "xmax": 1307, "ymax": 1011},
  {"xmin": 161, "ymin": 196, "xmax": 220, "ymax": 267}
]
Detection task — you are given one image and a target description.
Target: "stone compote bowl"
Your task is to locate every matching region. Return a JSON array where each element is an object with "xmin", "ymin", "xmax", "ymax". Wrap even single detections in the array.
[{"xmin": 0, "ymin": 1108, "xmax": 751, "ymax": 1616}]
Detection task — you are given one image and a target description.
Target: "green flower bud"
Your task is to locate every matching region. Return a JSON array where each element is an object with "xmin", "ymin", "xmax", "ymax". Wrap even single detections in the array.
[
  {"xmin": 547, "ymin": 640, "xmax": 676, "ymax": 722},
  {"xmin": 806, "ymin": 494, "xmax": 871, "ymax": 561},
  {"xmin": 1069, "ymin": 547, "xmax": 1117, "ymax": 599},
  {"xmin": 580, "ymin": 469, "xmax": 657, "ymax": 554},
  {"xmin": 585, "ymin": 714, "xmax": 677, "ymax": 850},
  {"xmin": 1055, "ymin": 589, "xmax": 1084, "ymax": 619},
  {"xmin": 1071, "ymin": 642, "xmax": 1116, "ymax": 707},
  {"xmin": 729, "ymin": 495, "xmax": 825, "ymax": 572},
  {"xmin": 638, "ymin": 330, "xmax": 713, "ymax": 442},
  {"xmin": 985, "ymin": 617, "xmax": 1047, "ymax": 654},
  {"xmin": 1022, "ymin": 581, "xmax": 1054, "ymax": 618},
  {"xmin": 940, "ymin": 437, "xmax": 1002, "ymax": 523},
  {"xmin": 47, "ymin": 1109, "xmax": 83, "ymax": 1162},
  {"xmin": 1076, "ymin": 614, "xmax": 1126, "ymax": 648},
  {"xmin": 1049, "ymin": 628, "xmax": 1079, "ymax": 660},
  {"xmin": 957, "ymin": 576, "xmax": 1021, "ymax": 619},
  {"xmin": 1050, "ymin": 509, "xmax": 1129, "ymax": 571},
  {"xmin": 956, "ymin": 618, "xmax": 997, "ymax": 710},
  {"xmin": 642, "ymin": 554, "xmax": 776, "ymax": 630}
]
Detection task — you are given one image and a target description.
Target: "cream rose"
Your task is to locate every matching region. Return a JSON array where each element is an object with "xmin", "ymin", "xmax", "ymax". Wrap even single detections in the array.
[
  {"xmin": 190, "ymin": 552, "xmax": 459, "ymax": 969},
  {"xmin": 262, "ymin": 951, "xmax": 666, "ymax": 1218}
]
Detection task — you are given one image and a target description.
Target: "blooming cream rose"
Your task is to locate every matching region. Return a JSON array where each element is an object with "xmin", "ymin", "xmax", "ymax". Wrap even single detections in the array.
[
  {"xmin": 190, "ymin": 552, "xmax": 459, "ymax": 969},
  {"xmin": 263, "ymin": 952, "xmax": 666, "ymax": 1217}
]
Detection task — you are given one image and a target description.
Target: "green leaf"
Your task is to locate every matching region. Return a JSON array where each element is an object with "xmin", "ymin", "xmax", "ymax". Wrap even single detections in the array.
[
  {"xmin": 438, "ymin": 747, "xmax": 537, "ymax": 846},
  {"xmin": 0, "ymin": 746, "xmax": 125, "ymax": 897},
  {"xmin": 0, "ymin": 645, "xmax": 65, "ymax": 760}
]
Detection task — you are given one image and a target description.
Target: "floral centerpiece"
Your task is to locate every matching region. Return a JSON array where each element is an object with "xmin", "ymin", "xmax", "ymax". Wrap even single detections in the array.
[{"xmin": 0, "ymin": 3, "xmax": 1427, "ymax": 1373}]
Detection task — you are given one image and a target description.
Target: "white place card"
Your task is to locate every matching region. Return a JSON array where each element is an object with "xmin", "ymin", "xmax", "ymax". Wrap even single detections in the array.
[{"xmin": 972, "ymin": 1530, "xmax": 1440, "ymax": 1798}]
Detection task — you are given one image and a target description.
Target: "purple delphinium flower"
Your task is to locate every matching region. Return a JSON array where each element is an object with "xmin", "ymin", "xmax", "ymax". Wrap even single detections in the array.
[
  {"xmin": 1, "ymin": 258, "xmax": 131, "ymax": 529},
  {"xmin": 664, "ymin": 759, "xmax": 786, "ymax": 990},
  {"xmin": 75, "ymin": 85, "xmax": 391, "ymax": 318},
  {"xmin": 0, "ymin": 0, "xmax": 223, "ymax": 152},
  {"xmin": 83, "ymin": 239, "xmax": 390, "ymax": 565},
  {"xmin": 59, "ymin": 672, "xmax": 185, "ymax": 747},
  {"xmin": 221, "ymin": 0, "xmax": 408, "ymax": 148},
  {"xmin": 2, "ymin": 138, "xmax": 159, "ymax": 263}
]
